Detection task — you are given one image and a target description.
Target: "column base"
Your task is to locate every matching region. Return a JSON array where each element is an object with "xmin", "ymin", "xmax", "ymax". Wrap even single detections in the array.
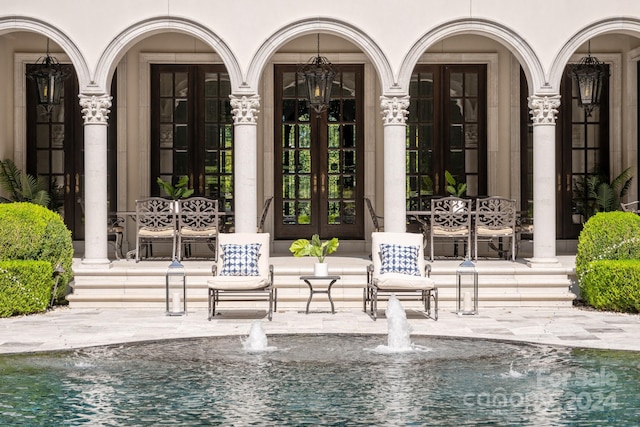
[
  {"xmin": 80, "ymin": 258, "xmax": 112, "ymax": 268},
  {"xmin": 525, "ymin": 257, "xmax": 561, "ymax": 268}
]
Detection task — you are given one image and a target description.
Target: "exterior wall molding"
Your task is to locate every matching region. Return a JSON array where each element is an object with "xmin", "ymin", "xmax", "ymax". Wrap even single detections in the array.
[
  {"xmin": 79, "ymin": 95, "xmax": 112, "ymax": 125},
  {"xmin": 230, "ymin": 95, "xmax": 260, "ymax": 124},
  {"xmin": 528, "ymin": 95, "xmax": 561, "ymax": 125},
  {"xmin": 380, "ymin": 96, "xmax": 409, "ymax": 125}
]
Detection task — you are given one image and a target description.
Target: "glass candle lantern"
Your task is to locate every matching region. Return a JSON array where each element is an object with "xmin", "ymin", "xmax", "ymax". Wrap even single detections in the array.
[
  {"xmin": 166, "ymin": 258, "xmax": 186, "ymax": 316},
  {"xmin": 456, "ymin": 259, "xmax": 478, "ymax": 315}
]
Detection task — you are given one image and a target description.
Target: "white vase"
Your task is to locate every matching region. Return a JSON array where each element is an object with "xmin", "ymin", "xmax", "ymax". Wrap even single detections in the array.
[{"xmin": 314, "ymin": 262, "xmax": 328, "ymax": 277}]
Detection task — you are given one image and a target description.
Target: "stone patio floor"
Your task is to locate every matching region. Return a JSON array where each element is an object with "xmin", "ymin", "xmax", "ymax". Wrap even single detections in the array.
[{"xmin": 1, "ymin": 305, "xmax": 640, "ymax": 354}]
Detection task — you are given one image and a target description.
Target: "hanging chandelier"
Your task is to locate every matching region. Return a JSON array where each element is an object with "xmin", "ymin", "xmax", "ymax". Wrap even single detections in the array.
[
  {"xmin": 569, "ymin": 40, "xmax": 609, "ymax": 117},
  {"xmin": 298, "ymin": 34, "xmax": 336, "ymax": 115},
  {"xmin": 26, "ymin": 39, "xmax": 70, "ymax": 114}
]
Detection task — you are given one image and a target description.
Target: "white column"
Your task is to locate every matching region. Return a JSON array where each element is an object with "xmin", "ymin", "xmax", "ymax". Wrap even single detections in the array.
[
  {"xmin": 380, "ymin": 96, "xmax": 410, "ymax": 233},
  {"xmin": 528, "ymin": 95, "xmax": 561, "ymax": 266},
  {"xmin": 230, "ymin": 95, "xmax": 260, "ymax": 233},
  {"xmin": 79, "ymin": 94, "xmax": 112, "ymax": 266}
]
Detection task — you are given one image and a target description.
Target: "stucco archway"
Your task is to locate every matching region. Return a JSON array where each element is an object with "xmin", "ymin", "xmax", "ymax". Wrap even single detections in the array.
[
  {"xmin": 0, "ymin": 16, "xmax": 90, "ymax": 88},
  {"xmin": 246, "ymin": 17, "xmax": 394, "ymax": 96},
  {"xmin": 93, "ymin": 17, "xmax": 242, "ymax": 95},
  {"xmin": 398, "ymin": 18, "xmax": 546, "ymax": 96}
]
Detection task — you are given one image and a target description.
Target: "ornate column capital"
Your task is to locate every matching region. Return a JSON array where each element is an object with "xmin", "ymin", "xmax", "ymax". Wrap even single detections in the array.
[
  {"xmin": 380, "ymin": 95, "xmax": 410, "ymax": 125},
  {"xmin": 528, "ymin": 95, "xmax": 561, "ymax": 125},
  {"xmin": 79, "ymin": 94, "xmax": 112, "ymax": 125},
  {"xmin": 230, "ymin": 94, "xmax": 260, "ymax": 124}
]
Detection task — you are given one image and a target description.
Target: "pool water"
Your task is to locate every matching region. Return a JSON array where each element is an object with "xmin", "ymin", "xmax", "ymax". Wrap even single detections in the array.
[{"xmin": 1, "ymin": 334, "xmax": 639, "ymax": 426}]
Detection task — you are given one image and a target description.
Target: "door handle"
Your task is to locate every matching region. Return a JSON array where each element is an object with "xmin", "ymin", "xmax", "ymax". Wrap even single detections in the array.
[
  {"xmin": 321, "ymin": 172, "xmax": 326, "ymax": 194},
  {"xmin": 75, "ymin": 173, "xmax": 80, "ymax": 193},
  {"xmin": 199, "ymin": 174, "xmax": 204, "ymax": 194},
  {"xmin": 435, "ymin": 173, "xmax": 439, "ymax": 193},
  {"xmin": 566, "ymin": 174, "xmax": 571, "ymax": 192},
  {"xmin": 557, "ymin": 174, "xmax": 561, "ymax": 192},
  {"xmin": 313, "ymin": 174, "xmax": 318, "ymax": 194},
  {"xmin": 65, "ymin": 174, "xmax": 70, "ymax": 194}
]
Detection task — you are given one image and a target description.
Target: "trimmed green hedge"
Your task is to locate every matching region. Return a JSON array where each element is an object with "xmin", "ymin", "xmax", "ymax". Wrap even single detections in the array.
[
  {"xmin": 576, "ymin": 212, "xmax": 640, "ymax": 312},
  {"xmin": 0, "ymin": 203, "xmax": 73, "ymax": 304},
  {"xmin": 0, "ymin": 261, "xmax": 53, "ymax": 317},
  {"xmin": 580, "ymin": 260, "xmax": 640, "ymax": 313}
]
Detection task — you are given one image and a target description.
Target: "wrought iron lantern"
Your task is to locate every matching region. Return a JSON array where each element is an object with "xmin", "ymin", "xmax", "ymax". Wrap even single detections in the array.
[
  {"xmin": 456, "ymin": 259, "xmax": 478, "ymax": 315},
  {"xmin": 569, "ymin": 41, "xmax": 609, "ymax": 117},
  {"xmin": 26, "ymin": 39, "xmax": 70, "ymax": 114},
  {"xmin": 298, "ymin": 34, "xmax": 336, "ymax": 115},
  {"xmin": 166, "ymin": 258, "xmax": 187, "ymax": 316}
]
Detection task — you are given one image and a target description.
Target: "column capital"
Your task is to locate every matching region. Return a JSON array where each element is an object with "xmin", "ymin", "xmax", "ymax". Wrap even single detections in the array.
[
  {"xmin": 528, "ymin": 94, "xmax": 561, "ymax": 125},
  {"xmin": 380, "ymin": 95, "xmax": 410, "ymax": 125},
  {"xmin": 79, "ymin": 94, "xmax": 112, "ymax": 125},
  {"xmin": 230, "ymin": 94, "xmax": 260, "ymax": 124}
]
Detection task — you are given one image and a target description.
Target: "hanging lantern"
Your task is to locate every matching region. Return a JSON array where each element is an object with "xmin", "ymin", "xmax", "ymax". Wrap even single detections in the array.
[
  {"xmin": 298, "ymin": 34, "xmax": 336, "ymax": 115},
  {"xmin": 26, "ymin": 39, "xmax": 70, "ymax": 114},
  {"xmin": 569, "ymin": 41, "xmax": 609, "ymax": 117}
]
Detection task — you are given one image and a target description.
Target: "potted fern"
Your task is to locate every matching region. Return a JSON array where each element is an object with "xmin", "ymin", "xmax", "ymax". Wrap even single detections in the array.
[{"xmin": 289, "ymin": 234, "xmax": 339, "ymax": 276}]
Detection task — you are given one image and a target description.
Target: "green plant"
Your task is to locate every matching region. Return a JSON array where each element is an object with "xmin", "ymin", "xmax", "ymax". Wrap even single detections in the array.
[
  {"xmin": 0, "ymin": 261, "xmax": 53, "ymax": 317},
  {"xmin": 580, "ymin": 260, "xmax": 640, "ymax": 313},
  {"xmin": 573, "ymin": 167, "xmax": 633, "ymax": 221},
  {"xmin": 445, "ymin": 170, "xmax": 467, "ymax": 197},
  {"xmin": 289, "ymin": 234, "xmax": 339, "ymax": 263},
  {"xmin": 0, "ymin": 159, "xmax": 63, "ymax": 212},
  {"xmin": 156, "ymin": 176, "xmax": 194, "ymax": 200},
  {"xmin": 0, "ymin": 203, "xmax": 73, "ymax": 305},
  {"xmin": 576, "ymin": 212, "xmax": 640, "ymax": 312}
]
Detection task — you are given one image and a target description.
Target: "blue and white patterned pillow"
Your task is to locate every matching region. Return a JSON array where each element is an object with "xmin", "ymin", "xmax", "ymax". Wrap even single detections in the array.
[
  {"xmin": 220, "ymin": 243, "xmax": 261, "ymax": 276},
  {"xmin": 379, "ymin": 243, "xmax": 421, "ymax": 276}
]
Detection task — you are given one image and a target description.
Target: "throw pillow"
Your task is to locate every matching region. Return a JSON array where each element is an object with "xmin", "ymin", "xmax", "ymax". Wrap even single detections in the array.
[
  {"xmin": 220, "ymin": 243, "xmax": 261, "ymax": 276},
  {"xmin": 379, "ymin": 243, "xmax": 421, "ymax": 276}
]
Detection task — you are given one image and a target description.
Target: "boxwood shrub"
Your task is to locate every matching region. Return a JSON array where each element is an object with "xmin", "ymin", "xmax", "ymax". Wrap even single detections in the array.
[
  {"xmin": 0, "ymin": 260, "xmax": 53, "ymax": 317},
  {"xmin": 0, "ymin": 203, "xmax": 73, "ymax": 305},
  {"xmin": 580, "ymin": 260, "xmax": 640, "ymax": 313},
  {"xmin": 576, "ymin": 211, "xmax": 640, "ymax": 312}
]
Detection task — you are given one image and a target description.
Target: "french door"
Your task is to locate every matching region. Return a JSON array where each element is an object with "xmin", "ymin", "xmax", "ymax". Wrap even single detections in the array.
[
  {"xmin": 26, "ymin": 66, "xmax": 117, "ymax": 240},
  {"xmin": 519, "ymin": 66, "xmax": 610, "ymax": 239},
  {"xmin": 557, "ymin": 66, "xmax": 610, "ymax": 238},
  {"xmin": 150, "ymin": 65, "xmax": 234, "ymax": 211},
  {"xmin": 406, "ymin": 65, "xmax": 487, "ymax": 211},
  {"xmin": 274, "ymin": 64, "xmax": 364, "ymax": 240}
]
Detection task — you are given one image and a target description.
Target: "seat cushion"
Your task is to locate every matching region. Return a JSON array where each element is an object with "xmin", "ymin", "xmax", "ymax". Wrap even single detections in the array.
[
  {"xmin": 476, "ymin": 226, "xmax": 513, "ymax": 236},
  {"xmin": 208, "ymin": 276, "xmax": 269, "ymax": 290},
  {"xmin": 219, "ymin": 243, "xmax": 261, "ymax": 276},
  {"xmin": 138, "ymin": 227, "xmax": 175, "ymax": 237},
  {"xmin": 379, "ymin": 243, "xmax": 421, "ymax": 276},
  {"xmin": 374, "ymin": 273, "xmax": 435, "ymax": 290},
  {"xmin": 180, "ymin": 226, "xmax": 217, "ymax": 237},
  {"xmin": 431, "ymin": 226, "xmax": 469, "ymax": 236}
]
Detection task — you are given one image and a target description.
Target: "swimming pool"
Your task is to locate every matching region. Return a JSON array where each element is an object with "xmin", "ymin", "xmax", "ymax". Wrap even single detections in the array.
[{"xmin": 1, "ymin": 333, "xmax": 639, "ymax": 426}]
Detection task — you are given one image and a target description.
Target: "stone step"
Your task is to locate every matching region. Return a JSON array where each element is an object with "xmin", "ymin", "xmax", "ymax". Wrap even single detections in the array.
[{"xmin": 68, "ymin": 256, "xmax": 576, "ymax": 310}]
